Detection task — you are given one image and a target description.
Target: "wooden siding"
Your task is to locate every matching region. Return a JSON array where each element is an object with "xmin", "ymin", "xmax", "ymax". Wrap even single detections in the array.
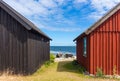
[
  {"xmin": 0, "ymin": 8, "xmax": 28, "ymax": 74},
  {"xmin": 89, "ymin": 9, "xmax": 120, "ymax": 75},
  {"xmin": 76, "ymin": 36, "xmax": 90, "ymax": 72},
  {"xmin": 0, "ymin": 7, "xmax": 50, "ymax": 74},
  {"xmin": 27, "ymin": 30, "xmax": 50, "ymax": 74},
  {"xmin": 76, "ymin": 9, "xmax": 120, "ymax": 75}
]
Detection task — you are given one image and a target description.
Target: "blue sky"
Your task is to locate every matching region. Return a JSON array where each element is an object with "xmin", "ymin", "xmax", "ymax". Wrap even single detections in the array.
[{"xmin": 4, "ymin": 0, "xmax": 120, "ymax": 46}]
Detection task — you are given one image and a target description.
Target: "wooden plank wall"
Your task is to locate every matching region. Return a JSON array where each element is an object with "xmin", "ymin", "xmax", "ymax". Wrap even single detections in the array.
[
  {"xmin": 76, "ymin": 37, "xmax": 90, "ymax": 72},
  {"xmin": 76, "ymin": 9, "xmax": 120, "ymax": 75},
  {"xmin": 0, "ymin": 7, "xmax": 50, "ymax": 74},
  {"xmin": 89, "ymin": 9, "xmax": 120, "ymax": 75},
  {"xmin": 0, "ymin": 8, "xmax": 28, "ymax": 74},
  {"xmin": 27, "ymin": 31, "xmax": 50, "ymax": 74}
]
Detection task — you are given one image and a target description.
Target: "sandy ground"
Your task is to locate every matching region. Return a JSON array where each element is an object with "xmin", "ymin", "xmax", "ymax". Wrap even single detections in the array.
[{"xmin": 55, "ymin": 56, "xmax": 76, "ymax": 62}]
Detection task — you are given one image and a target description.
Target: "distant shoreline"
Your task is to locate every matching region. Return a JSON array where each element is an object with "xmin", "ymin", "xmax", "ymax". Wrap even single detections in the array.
[
  {"xmin": 50, "ymin": 51, "xmax": 76, "ymax": 55},
  {"xmin": 50, "ymin": 46, "xmax": 76, "ymax": 56}
]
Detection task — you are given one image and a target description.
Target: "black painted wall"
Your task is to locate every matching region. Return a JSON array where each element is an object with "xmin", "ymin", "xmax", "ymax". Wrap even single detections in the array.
[{"xmin": 0, "ymin": 7, "xmax": 50, "ymax": 75}]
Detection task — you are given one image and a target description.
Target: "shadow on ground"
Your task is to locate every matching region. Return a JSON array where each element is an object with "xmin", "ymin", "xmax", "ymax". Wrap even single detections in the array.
[
  {"xmin": 57, "ymin": 61, "xmax": 70, "ymax": 72},
  {"xmin": 57, "ymin": 61, "xmax": 82, "ymax": 74}
]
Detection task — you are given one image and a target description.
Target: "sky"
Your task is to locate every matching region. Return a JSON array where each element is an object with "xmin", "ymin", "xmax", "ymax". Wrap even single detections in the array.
[{"xmin": 3, "ymin": 0, "xmax": 120, "ymax": 46}]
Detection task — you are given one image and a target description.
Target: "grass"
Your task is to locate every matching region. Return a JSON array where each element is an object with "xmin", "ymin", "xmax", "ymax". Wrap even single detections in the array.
[
  {"xmin": 63, "ymin": 60, "xmax": 85, "ymax": 74},
  {"xmin": 0, "ymin": 61, "xmax": 119, "ymax": 81}
]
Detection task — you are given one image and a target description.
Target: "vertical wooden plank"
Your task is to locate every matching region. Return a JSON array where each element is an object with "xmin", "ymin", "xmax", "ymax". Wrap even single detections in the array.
[
  {"xmin": 106, "ymin": 32, "xmax": 109, "ymax": 74},
  {"xmin": 113, "ymin": 14, "xmax": 116, "ymax": 31},
  {"xmin": 0, "ymin": 24, "xmax": 2, "ymax": 71},
  {"xmin": 115, "ymin": 11, "xmax": 118, "ymax": 31},
  {"xmin": 24, "ymin": 30, "xmax": 28, "ymax": 74},
  {"xmin": 98, "ymin": 32, "xmax": 101, "ymax": 70},
  {"xmin": 118, "ymin": 33, "xmax": 120, "ymax": 74},
  {"xmin": 117, "ymin": 10, "xmax": 120, "ymax": 31},
  {"xmin": 2, "ymin": 10, "xmax": 5, "ymax": 70},
  {"xmin": 27, "ymin": 33, "xmax": 31, "ymax": 73},
  {"xmin": 116, "ymin": 33, "xmax": 119, "ymax": 74},
  {"xmin": 94, "ymin": 32, "xmax": 97, "ymax": 74},
  {"xmin": 19, "ymin": 25, "xmax": 22, "ymax": 71},
  {"xmin": 18, "ymin": 23, "xmax": 21, "ymax": 73},
  {"xmin": 113, "ymin": 32, "xmax": 117, "ymax": 73},
  {"xmin": 90, "ymin": 33, "xmax": 94, "ymax": 74},
  {"xmin": 110, "ymin": 33, "xmax": 113, "ymax": 75},
  {"xmin": 0, "ymin": 7, "xmax": 2, "ymax": 71},
  {"xmin": 14, "ymin": 20, "xmax": 17, "ymax": 73},
  {"xmin": 109, "ymin": 16, "xmax": 113, "ymax": 31},
  {"xmin": 103, "ymin": 32, "xmax": 106, "ymax": 74},
  {"xmin": 0, "ymin": 24, "xmax": 3, "ymax": 71},
  {"xmin": 96, "ymin": 32, "xmax": 98, "ymax": 72}
]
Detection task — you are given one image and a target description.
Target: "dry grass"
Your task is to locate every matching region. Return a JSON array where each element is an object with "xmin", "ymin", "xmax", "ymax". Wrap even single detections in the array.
[{"xmin": 0, "ymin": 61, "xmax": 119, "ymax": 81}]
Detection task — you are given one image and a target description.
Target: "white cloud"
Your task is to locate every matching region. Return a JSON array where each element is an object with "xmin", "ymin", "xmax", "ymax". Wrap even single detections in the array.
[
  {"xmin": 54, "ymin": 0, "xmax": 65, "ymax": 5},
  {"xmin": 32, "ymin": 16, "xmax": 81, "ymax": 32},
  {"xmin": 3, "ymin": 0, "xmax": 81, "ymax": 32},
  {"xmin": 73, "ymin": 0, "xmax": 88, "ymax": 9},
  {"xmin": 39, "ymin": 0, "xmax": 57, "ymax": 8},
  {"xmin": 91, "ymin": 0, "xmax": 120, "ymax": 11},
  {"xmin": 74, "ymin": 0, "xmax": 87, "ymax": 4},
  {"xmin": 89, "ymin": 0, "xmax": 120, "ymax": 20},
  {"xmin": 43, "ymin": 26, "xmax": 81, "ymax": 32},
  {"xmin": 34, "ymin": 21, "xmax": 81, "ymax": 32},
  {"xmin": 3, "ymin": 0, "xmax": 120, "ymax": 32},
  {"xmin": 3, "ymin": 0, "xmax": 50, "ymax": 16}
]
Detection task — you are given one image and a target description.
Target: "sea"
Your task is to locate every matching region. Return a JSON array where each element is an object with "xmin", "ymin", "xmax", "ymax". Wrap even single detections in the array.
[{"xmin": 50, "ymin": 46, "xmax": 76, "ymax": 56}]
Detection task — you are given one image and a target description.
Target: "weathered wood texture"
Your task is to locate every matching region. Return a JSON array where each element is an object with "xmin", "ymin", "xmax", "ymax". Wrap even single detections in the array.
[
  {"xmin": 27, "ymin": 30, "xmax": 50, "ymax": 74},
  {"xmin": 89, "ymin": 9, "xmax": 120, "ymax": 75},
  {"xmin": 76, "ymin": 9, "xmax": 120, "ymax": 75},
  {"xmin": 0, "ymin": 7, "xmax": 50, "ymax": 74},
  {"xmin": 76, "ymin": 35, "xmax": 90, "ymax": 73}
]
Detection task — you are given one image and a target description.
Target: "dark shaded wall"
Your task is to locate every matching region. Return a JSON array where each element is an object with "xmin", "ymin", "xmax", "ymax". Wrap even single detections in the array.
[
  {"xmin": 0, "ymin": 7, "xmax": 28, "ymax": 74},
  {"xmin": 0, "ymin": 7, "xmax": 50, "ymax": 74},
  {"xmin": 76, "ymin": 35, "xmax": 90, "ymax": 72},
  {"xmin": 27, "ymin": 30, "xmax": 50, "ymax": 74}
]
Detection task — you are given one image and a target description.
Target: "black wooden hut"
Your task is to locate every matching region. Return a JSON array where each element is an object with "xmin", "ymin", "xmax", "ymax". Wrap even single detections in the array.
[{"xmin": 0, "ymin": 0, "xmax": 51, "ymax": 74}]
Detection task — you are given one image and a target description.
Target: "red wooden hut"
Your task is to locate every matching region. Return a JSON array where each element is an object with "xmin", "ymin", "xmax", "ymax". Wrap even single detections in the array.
[{"xmin": 74, "ymin": 3, "xmax": 120, "ymax": 75}]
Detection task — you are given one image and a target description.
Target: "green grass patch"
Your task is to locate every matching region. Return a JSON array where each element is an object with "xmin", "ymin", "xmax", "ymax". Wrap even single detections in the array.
[
  {"xmin": 63, "ymin": 60, "xmax": 86, "ymax": 74},
  {"xmin": 0, "ymin": 58, "xmax": 119, "ymax": 81},
  {"xmin": 44, "ymin": 53, "xmax": 55, "ymax": 67},
  {"xmin": 50, "ymin": 53, "xmax": 55, "ymax": 63},
  {"xmin": 33, "ymin": 53, "xmax": 56, "ymax": 75}
]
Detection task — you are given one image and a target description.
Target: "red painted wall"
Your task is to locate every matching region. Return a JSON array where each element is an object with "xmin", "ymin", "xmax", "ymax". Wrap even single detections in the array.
[
  {"xmin": 76, "ymin": 35, "xmax": 90, "ymax": 72},
  {"xmin": 77, "ymin": 9, "xmax": 120, "ymax": 75}
]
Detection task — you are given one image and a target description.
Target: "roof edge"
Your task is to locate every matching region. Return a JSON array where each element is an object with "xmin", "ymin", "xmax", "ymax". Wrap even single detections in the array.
[
  {"xmin": 73, "ymin": 33, "xmax": 86, "ymax": 41},
  {"xmin": 0, "ymin": 0, "xmax": 52, "ymax": 40},
  {"xmin": 85, "ymin": 2, "xmax": 120, "ymax": 34},
  {"xmin": 74, "ymin": 2, "xmax": 120, "ymax": 41}
]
